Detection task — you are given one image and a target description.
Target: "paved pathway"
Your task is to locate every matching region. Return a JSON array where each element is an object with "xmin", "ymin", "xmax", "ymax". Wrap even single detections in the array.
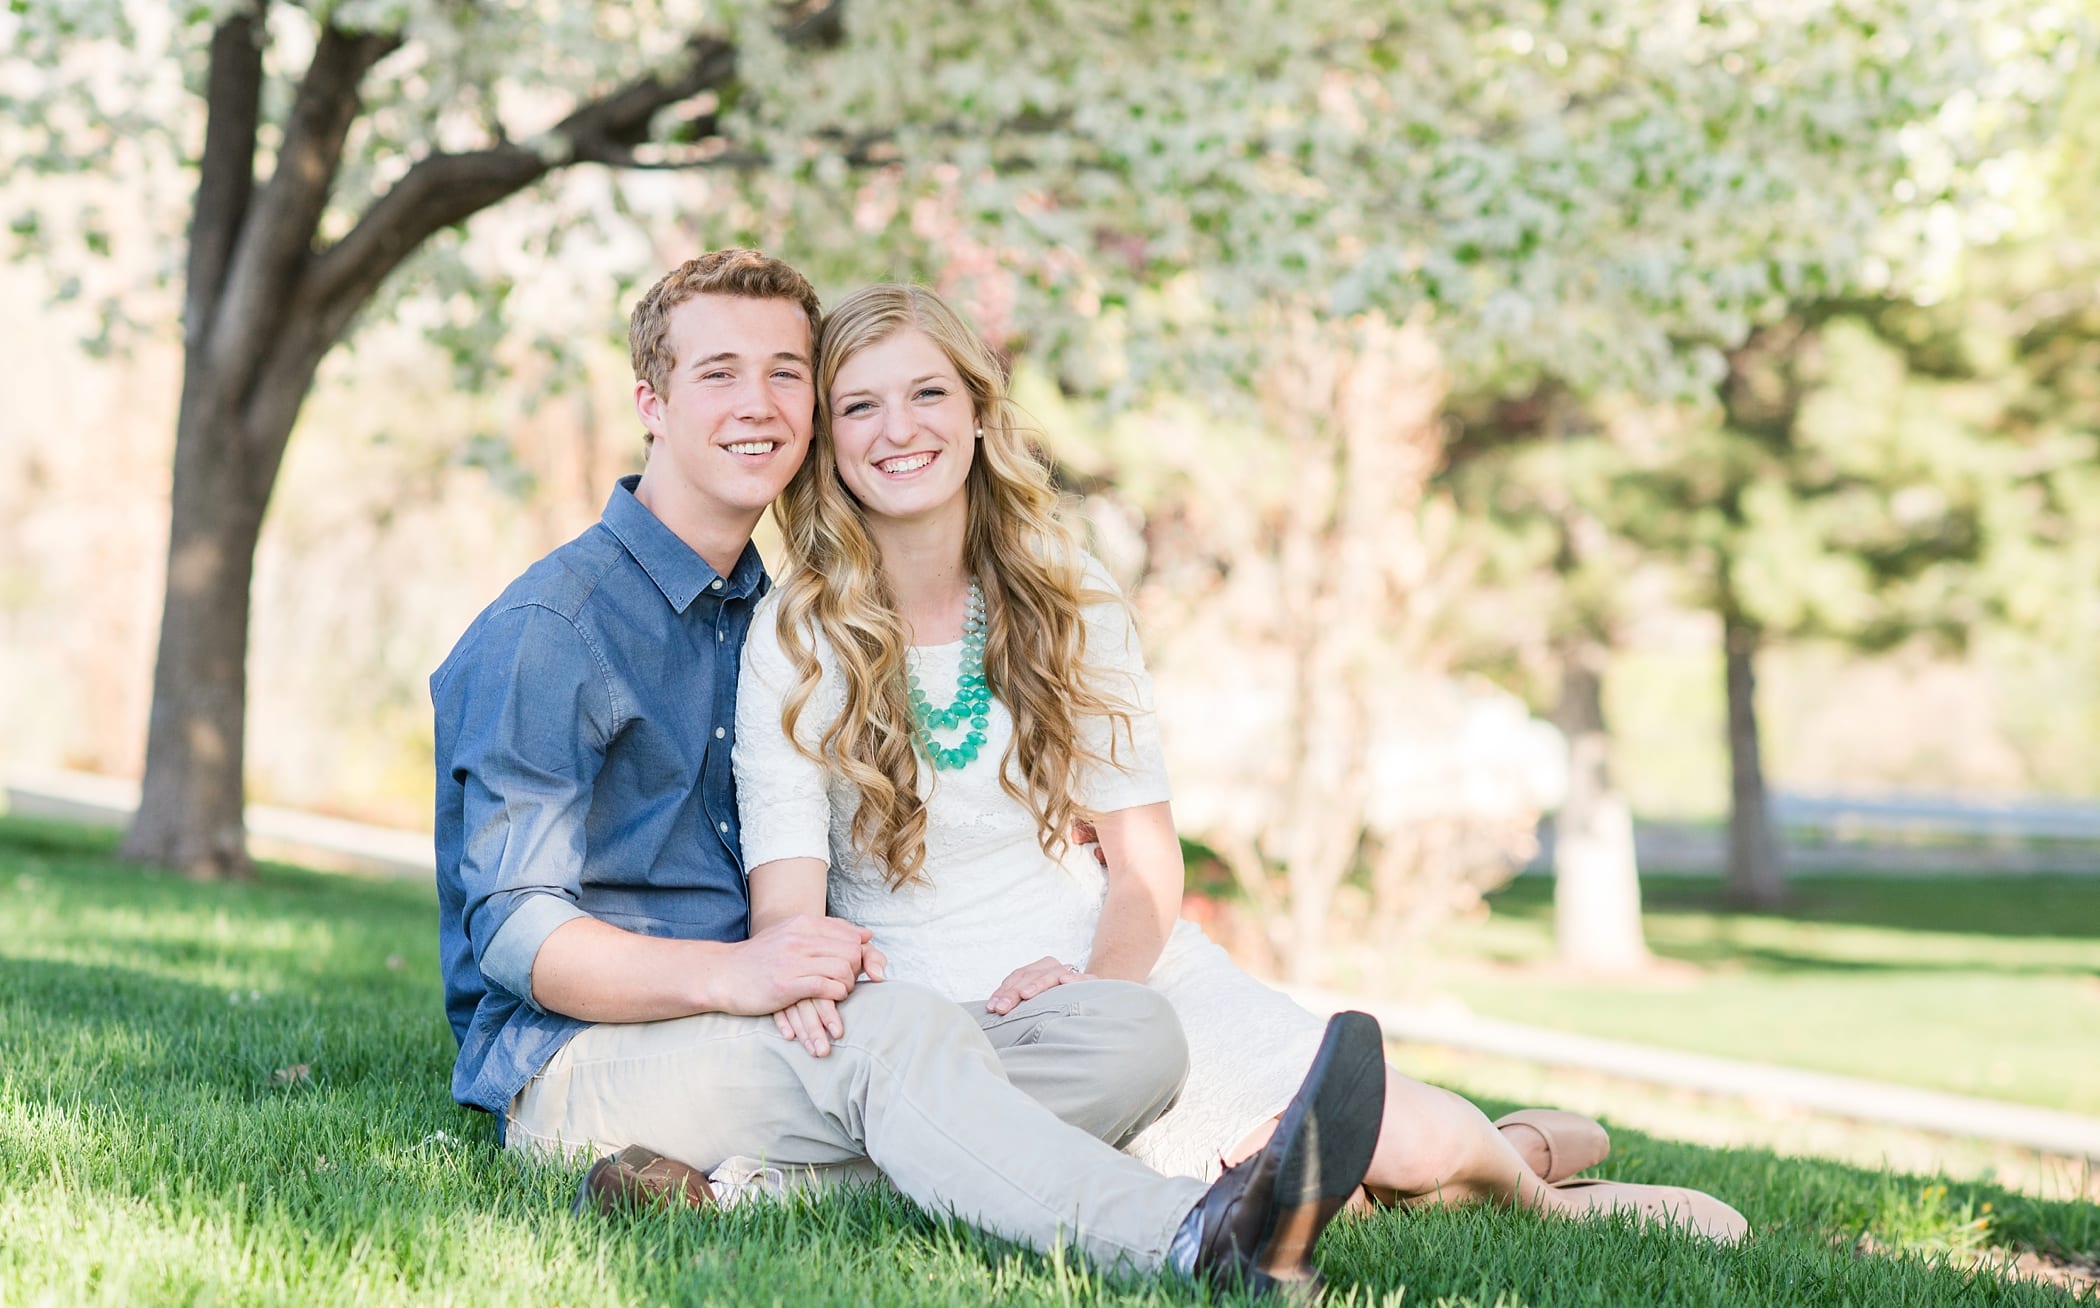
[
  {"xmin": 1282, "ymin": 984, "xmax": 2100, "ymax": 1162},
  {"xmin": 11, "ymin": 766, "xmax": 2099, "ymax": 1161},
  {"xmin": 1528, "ymin": 792, "xmax": 2100, "ymax": 876}
]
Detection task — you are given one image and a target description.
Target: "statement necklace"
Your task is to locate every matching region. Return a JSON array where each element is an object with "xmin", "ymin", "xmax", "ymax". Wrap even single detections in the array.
[{"xmin": 907, "ymin": 576, "xmax": 991, "ymax": 771}]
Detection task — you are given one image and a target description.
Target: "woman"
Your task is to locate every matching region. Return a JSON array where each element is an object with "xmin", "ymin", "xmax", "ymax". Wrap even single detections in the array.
[{"xmin": 732, "ymin": 283, "xmax": 1744, "ymax": 1239}]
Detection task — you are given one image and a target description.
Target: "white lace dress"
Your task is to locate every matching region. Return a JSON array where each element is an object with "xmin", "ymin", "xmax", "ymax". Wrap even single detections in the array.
[{"xmin": 733, "ymin": 561, "xmax": 1328, "ymax": 1181}]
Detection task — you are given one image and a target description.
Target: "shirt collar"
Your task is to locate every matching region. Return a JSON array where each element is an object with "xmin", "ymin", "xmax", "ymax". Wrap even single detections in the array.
[{"xmin": 600, "ymin": 475, "xmax": 768, "ymax": 613}]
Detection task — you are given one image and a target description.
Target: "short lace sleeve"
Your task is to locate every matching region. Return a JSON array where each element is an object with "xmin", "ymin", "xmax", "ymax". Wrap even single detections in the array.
[
  {"xmin": 1075, "ymin": 557, "xmax": 1172, "ymax": 813},
  {"xmin": 734, "ymin": 594, "xmax": 838, "ymax": 871}
]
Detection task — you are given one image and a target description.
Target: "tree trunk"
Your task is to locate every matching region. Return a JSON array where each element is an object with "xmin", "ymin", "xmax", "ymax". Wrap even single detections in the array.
[
  {"xmin": 1275, "ymin": 446, "xmax": 1370, "ymax": 983},
  {"xmin": 121, "ymin": 377, "xmax": 278, "ymax": 879},
  {"xmin": 1723, "ymin": 608, "xmax": 1787, "ymax": 908},
  {"xmin": 1550, "ymin": 638, "xmax": 1651, "ymax": 971},
  {"xmin": 109, "ymin": 12, "xmax": 773, "ymax": 879},
  {"xmin": 1283, "ymin": 866, "xmax": 1343, "ymax": 985},
  {"xmin": 119, "ymin": 15, "xmax": 389, "ymax": 879},
  {"xmin": 1265, "ymin": 319, "xmax": 1441, "ymax": 984}
]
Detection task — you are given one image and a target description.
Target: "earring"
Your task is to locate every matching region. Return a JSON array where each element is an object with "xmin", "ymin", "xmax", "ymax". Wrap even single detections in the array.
[{"xmin": 975, "ymin": 425, "xmax": 985, "ymax": 439}]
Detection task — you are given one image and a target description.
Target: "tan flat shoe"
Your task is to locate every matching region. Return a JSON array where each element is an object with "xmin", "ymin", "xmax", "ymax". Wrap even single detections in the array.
[
  {"xmin": 1549, "ymin": 1177, "xmax": 1749, "ymax": 1244},
  {"xmin": 1494, "ymin": 1108, "xmax": 1610, "ymax": 1183}
]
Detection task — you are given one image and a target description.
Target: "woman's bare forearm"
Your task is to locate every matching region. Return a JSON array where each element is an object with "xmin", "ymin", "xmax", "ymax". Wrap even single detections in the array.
[
  {"xmin": 1083, "ymin": 801, "xmax": 1183, "ymax": 981},
  {"xmin": 748, "ymin": 857, "xmax": 830, "ymax": 933}
]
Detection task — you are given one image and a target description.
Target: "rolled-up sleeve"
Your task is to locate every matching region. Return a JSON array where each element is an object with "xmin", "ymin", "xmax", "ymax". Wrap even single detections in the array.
[{"xmin": 445, "ymin": 604, "xmax": 616, "ymax": 1008}]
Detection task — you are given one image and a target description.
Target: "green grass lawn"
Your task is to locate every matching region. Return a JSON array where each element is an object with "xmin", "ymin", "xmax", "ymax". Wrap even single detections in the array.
[
  {"xmin": 2, "ymin": 815, "xmax": 2095, "ymax": 1306},
  {"xmin": 1431, "ymin": 875, "xmax": 2100, "ymax": 1116}
]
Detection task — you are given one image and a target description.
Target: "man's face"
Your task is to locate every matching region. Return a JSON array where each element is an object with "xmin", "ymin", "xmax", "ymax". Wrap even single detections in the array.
[{"xmin": 635, "ymin": 293, "xmax": 814, "ymax": 519}]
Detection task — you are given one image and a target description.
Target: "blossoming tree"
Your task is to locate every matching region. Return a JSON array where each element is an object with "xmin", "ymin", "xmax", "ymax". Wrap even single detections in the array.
[{"xmin": 5, "ymin": 0, "xmax": 2071, "ymax": 930}]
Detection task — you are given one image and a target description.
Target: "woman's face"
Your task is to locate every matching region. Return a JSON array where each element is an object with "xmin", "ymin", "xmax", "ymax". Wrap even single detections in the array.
[{"xmin": 826, "ymin": 327, "xmax": 977, "ymax": 530}]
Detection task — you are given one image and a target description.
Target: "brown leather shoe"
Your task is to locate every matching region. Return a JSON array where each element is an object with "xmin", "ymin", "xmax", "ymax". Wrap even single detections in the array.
[
  {"xmin": 572, "ymin": 1144, "xmax": 715, "ymax": 1217},
  {"xmin": 1187, "ymin": 1011, "xmax": 1385, "ymax": 1295}
]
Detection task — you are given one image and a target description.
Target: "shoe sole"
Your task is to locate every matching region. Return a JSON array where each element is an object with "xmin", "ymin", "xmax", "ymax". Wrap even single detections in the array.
[{"xmin": 1250, "ymin": 1011, "xmax": 1386, "ymax": 1281}]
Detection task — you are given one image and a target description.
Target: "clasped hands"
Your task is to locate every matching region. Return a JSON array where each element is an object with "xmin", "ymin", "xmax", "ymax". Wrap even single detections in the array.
[
  {"xmin": 733, "ymin": 913, "xmax": 885, "ymax": 1058},
  {"xmin": 749, "ymin": 914, "xmax": 1095, "ymax": 1058}
]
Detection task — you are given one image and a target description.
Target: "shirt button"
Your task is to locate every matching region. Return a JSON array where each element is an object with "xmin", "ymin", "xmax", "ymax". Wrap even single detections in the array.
[
  {"xmin": 717, "ymin": 630, "xmax": 724, "ymax": 642},
  {"xmin": 718, "ymin": 821, "xmax": 729, "ymax": 833},
  {"xmin": 710, "ymin": 579, "xmax": 723, "ymax": 591},
  {"xmin": 714, "ymin": 727, "xmax": 726, "ymax": 739}
]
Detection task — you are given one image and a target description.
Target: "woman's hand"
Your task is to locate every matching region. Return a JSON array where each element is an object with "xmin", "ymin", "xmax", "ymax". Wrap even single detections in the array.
[
  {"xmin": 773, "ymin": 995, "xmax": 844, "ymax": 1056},
  {"xmin": 769, "ymin": 934, "xmax": 885, "ymax": 1056},
  {"xmin": 986, "ymin": 956, "xmax": 1096, "ymax": 1015}
]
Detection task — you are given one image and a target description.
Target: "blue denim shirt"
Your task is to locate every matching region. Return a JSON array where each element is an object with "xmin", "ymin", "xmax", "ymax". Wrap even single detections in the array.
[{"xmin": 430, "ymin": 476, "xmax": 766, "ymax": 1133}]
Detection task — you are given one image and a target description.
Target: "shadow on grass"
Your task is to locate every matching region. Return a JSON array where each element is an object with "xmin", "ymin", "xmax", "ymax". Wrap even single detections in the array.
[
  {"xmin": 0, "ymin": 813, "xmax": 434, "ymax": 913},
  {"xmin": 6, "ymin": 814, "xmax": 2095, "ymax": 1304},
  {"xmin": 0, "ymin": 955, "xmax": 1193, "ymax": 1305},
  {"xmin": 8, "ymin": 1002, "xmax": 2091, "ymax": 1308}
]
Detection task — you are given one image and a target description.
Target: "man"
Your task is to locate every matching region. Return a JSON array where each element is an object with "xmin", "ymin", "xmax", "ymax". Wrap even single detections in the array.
[{"xmin": 431, "ymin": 249, "xmax": 1385, "ymax": 1293}]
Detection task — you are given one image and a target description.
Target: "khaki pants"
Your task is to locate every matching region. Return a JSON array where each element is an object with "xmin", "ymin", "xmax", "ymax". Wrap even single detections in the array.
[{"xmin": 508, "ymin": 979, "xmax": 1206, "ymax": 1272}]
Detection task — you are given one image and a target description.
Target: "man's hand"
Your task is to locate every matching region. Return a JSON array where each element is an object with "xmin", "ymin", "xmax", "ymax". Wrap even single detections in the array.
[
  {"xmin": 986, "ymin": 955, "xmax": 1096, "ymax": 1015},
  {"xmin": 717, "ymin": 914, "xmax": 872, "ymax": 1016}
]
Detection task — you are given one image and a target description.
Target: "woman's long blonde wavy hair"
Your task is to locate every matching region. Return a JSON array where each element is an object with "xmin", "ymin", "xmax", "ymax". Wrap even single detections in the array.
[{"xmin": 770, "ymin": 284, "xmax": 1131, "ymax": 889}]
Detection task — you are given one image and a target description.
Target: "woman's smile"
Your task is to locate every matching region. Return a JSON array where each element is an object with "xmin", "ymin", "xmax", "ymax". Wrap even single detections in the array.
[
  {"xmin": 876, "ymin": 450, "xmax": 939, "ymax": 477},
  {"xmin": 827, "ymin": 326, "xmax": 977, "ymax": 528}
]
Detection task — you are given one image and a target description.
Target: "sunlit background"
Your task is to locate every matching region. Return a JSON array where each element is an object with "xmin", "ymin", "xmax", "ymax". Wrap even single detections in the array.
[{"xmin": 2, "ymin": 0, "xmax": 2096, "ymax": 1262}]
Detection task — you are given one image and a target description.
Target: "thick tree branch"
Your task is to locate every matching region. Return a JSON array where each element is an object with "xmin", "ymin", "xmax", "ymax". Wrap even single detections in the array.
[
  {"xmin": 301, "ymin": 143, "xmax": 551, "ymax": 323},
  {"xmin": 205, "ymin": 24, "xmax": 400, "ymax": 392},
  {"xmin": 184, "ymin": 2, "xmax": 264, "ymax": 350},
  {"xmin": 300, "ymin": 2, "xmax": 852, "ymax": 359},
  {"xmin": 560, "ymin": 35, "xmax": 739, "ymax": 163},
  {"xmin": 303, "ymin": 32, "xmax": 740, "ymax": 320}
]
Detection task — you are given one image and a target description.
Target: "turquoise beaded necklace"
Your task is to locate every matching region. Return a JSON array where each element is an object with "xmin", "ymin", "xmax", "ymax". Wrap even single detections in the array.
[{"xmin": 906, "ymin": 576, "xmax": 991, "ymax": 771}]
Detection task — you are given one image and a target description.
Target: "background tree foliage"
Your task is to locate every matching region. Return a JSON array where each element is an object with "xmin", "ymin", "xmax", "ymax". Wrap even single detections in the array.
[
  {"xmin": 1, "ymin": 0, "xmax": 2083, "ymax": 976},
  {"xmin": 1441, "ymin": 128, "xmax": 2096, "ymax": 954}
]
